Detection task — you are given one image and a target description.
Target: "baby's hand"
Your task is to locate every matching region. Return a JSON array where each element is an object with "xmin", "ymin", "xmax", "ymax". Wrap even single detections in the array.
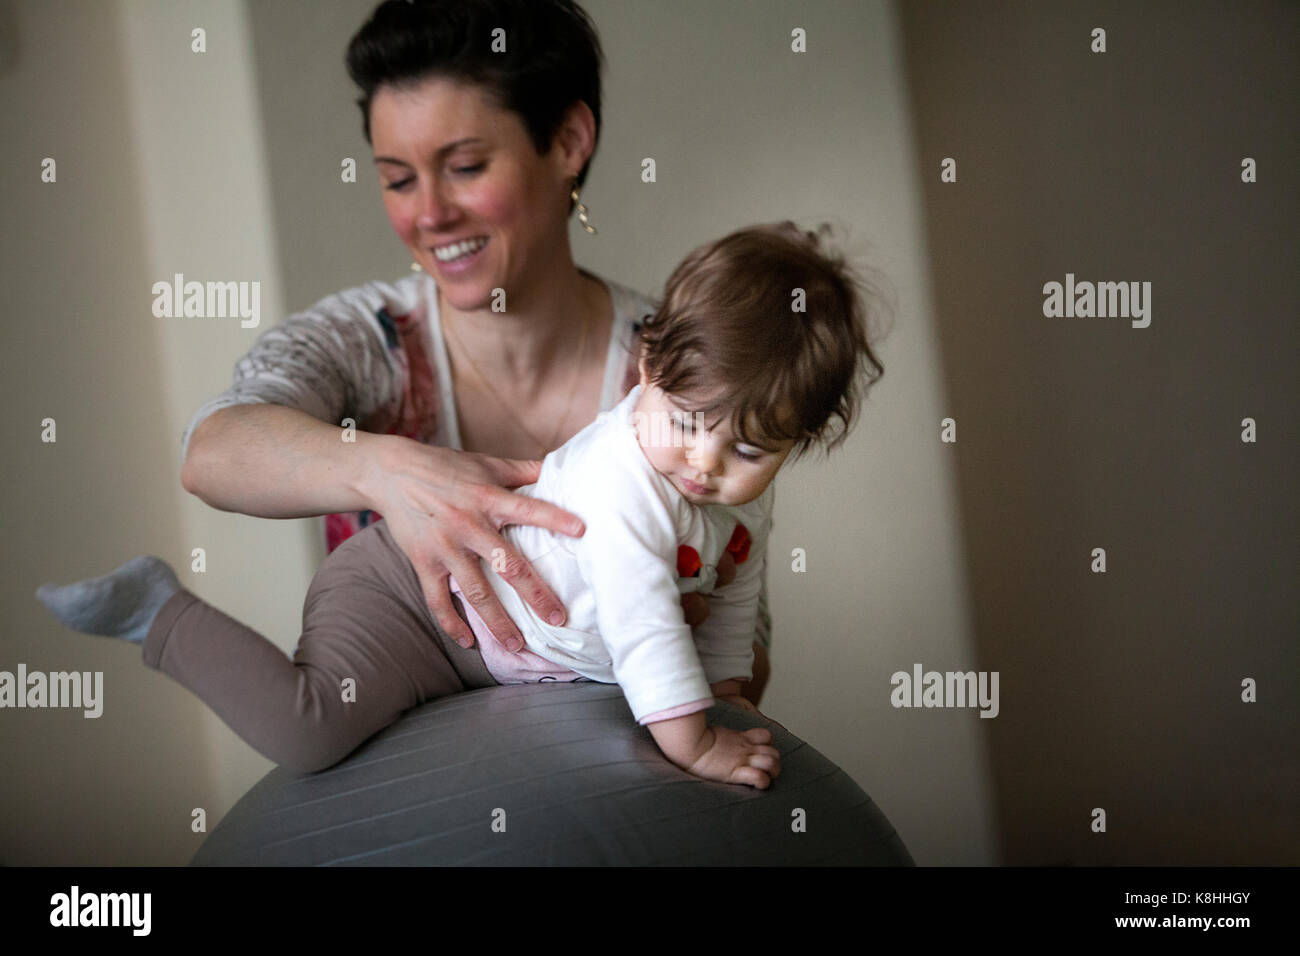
[{"xmin": 687, "ymin": 726, "xmax": 781, "ymax": 789}]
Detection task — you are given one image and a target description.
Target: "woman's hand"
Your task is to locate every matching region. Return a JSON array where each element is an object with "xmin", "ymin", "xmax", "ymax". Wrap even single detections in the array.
[{"xmin": 360, "ymin": 436, "xmax": 585, "ymax": 652}]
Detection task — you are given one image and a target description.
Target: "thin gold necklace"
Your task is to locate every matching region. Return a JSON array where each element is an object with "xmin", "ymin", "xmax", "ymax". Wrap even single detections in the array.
[{"xmin": 443, "ymin": 306, "xmax": 590, "ymax": 457}]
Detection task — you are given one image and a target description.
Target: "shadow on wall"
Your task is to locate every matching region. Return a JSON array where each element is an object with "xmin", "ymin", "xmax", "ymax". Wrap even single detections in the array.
[{"xmin": 898, "ymin": 0, "xmax": 1299, "ymax": 865}]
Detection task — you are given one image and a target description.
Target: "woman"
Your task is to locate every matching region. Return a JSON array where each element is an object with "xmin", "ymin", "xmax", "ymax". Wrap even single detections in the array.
[{"xmin": 178, "ymin": 0, "xmax": 772, "ymax": 703}]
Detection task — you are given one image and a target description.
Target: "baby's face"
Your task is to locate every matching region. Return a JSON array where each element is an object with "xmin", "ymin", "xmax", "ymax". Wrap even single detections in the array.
[{"xmin": 634, "ymin": 359, "xmax": 794, "ymax": 506}]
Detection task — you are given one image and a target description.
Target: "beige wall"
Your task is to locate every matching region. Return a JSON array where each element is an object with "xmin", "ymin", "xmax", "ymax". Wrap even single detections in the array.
[
  {"xmin": 19, "ymin": 0, "xmax": 1287, "ymax": 868},
  {"xmin": 2, "ymin": 0, "xmax": 310, "ymax": 864},
  {"xmin": 3, "ymin": 0, "xmax": 990, "ymax": 867},
  {"xmin": 6, "ymin": 0, "xmax": 987, "ymax": 865}
]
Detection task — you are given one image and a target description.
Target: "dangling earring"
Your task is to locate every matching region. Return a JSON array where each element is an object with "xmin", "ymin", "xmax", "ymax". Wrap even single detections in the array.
[
  {"xmin": 571, "ymin": 182, "xmax": 598, "ymax": 235},
  {"xmin": 411, "ymin": 262, "xmax": 423, "ymax": 272}
]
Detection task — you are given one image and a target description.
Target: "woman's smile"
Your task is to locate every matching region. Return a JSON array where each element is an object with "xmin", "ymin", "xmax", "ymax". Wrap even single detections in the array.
[
  {"xmin": 430, "ymin": 236, "xmax": 491, "ymax": 275},
  {"xmin": 431, "ymin": 236, "xmax": 489, "ymax": 263}
]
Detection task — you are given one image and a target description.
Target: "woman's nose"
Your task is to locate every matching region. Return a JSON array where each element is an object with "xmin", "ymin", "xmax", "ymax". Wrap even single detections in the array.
[{"xmin": 415, "ymin": 178, "xmax": 457, "ymax": 230}]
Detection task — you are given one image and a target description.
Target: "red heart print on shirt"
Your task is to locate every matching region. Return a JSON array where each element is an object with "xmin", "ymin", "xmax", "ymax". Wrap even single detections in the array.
[{"xmin": 676, "ymin": 522, "xmax": 750, "ymax": 578}]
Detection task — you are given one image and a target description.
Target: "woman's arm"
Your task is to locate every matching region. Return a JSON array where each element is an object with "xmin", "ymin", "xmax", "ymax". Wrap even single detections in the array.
[
  {"xmin": 178, "ymin": 280, "xmax": 594, "ymax": 649},
  {"xmin": 183, "ymin": 403, "xmax": 586, "ymax": 651},
  {"xmin": 181, "ymin": 403, "xmax": 378, "ymax": 517}
]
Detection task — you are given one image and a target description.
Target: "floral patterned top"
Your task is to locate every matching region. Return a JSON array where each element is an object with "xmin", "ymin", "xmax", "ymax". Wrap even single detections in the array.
[{"xmin": 180, "ymin": 269, "xmax": 771, "ymax": 648}]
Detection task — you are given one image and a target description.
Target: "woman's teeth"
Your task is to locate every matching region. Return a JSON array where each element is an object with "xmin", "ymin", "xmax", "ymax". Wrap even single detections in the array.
[{"xmin": 433, "ymin": 237, "xmax": 488, "ymax": 262}]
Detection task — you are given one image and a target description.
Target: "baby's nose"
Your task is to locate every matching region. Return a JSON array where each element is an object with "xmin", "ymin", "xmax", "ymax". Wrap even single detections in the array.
[{"xmin": 687, "ymin": 441, "xmax": 721, "ymax": 474}]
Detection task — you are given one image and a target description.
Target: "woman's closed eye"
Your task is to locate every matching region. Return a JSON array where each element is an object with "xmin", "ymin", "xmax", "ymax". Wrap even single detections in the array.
[{"xmin": 384, "ymin": 164, "xmax": 484, "ymax": 191}]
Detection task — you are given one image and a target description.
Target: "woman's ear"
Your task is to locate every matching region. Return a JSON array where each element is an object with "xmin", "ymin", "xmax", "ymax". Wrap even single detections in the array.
[{"xmin": 553, "ymin": 99, "xmax": 597, "ymax": 180}]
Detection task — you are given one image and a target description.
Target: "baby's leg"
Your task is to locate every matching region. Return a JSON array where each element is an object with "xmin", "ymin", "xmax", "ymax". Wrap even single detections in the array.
[{"xmin": 142, "ymin": 522, "xmax": 483, "ymax": 773}]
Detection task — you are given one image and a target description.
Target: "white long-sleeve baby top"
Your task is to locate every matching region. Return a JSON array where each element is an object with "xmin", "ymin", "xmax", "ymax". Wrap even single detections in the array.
[{"xmin": 484, "ymin": 383, "xmax": 772, "ymax": 723}]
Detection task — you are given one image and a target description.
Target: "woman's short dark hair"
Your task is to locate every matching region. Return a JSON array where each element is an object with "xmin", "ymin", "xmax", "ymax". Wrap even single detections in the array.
[{"xmin": 346, "ymin": 0, "xmax": 605, "ymax": 200}]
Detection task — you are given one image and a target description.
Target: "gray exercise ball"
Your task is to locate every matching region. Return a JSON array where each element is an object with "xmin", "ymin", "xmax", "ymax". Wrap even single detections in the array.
[{"xmin": 192, "ymin": 681, "xmax": 914, "ymax": 866}]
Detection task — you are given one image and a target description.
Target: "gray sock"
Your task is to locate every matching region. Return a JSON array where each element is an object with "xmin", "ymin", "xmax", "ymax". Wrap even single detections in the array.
[{"xmin": 36, "ymin": 555, "xmax": 181, "ymax": 644}]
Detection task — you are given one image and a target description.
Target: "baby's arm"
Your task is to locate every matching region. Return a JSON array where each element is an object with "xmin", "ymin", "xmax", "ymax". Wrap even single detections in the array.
[
  {"xmin": 647, "ymin": 710, "xmax": 781, "ymax": 789},
  {"xmin": 568, "ymin": 455, "xmax": 779, "ymax": 788}
]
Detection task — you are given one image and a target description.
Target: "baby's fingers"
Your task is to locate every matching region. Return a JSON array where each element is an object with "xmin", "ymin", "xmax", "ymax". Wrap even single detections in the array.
[
  {"xmin": 746, "ymin": 750, "xmax": 780, "ymax": 776},
  {"xmin": 742, "ymin": 727, "xmax": 773, "ymax": 746},
  {"xmin": 741, "ymin": 736, "xmax": 781, "ymax": 782},
  {"xmin": 732, "ymin": 765, "xmax": 773, "ymax": 790}
]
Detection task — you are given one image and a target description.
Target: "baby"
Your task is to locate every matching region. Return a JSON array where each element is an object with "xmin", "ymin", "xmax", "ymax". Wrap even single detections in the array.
[
  {"xmin": 446, "ymin": 221, "xmax": 883, "ymax": 787},
  {"xmin": 37, "ymin": 221, "xmax": 885, "ymax": 789}
]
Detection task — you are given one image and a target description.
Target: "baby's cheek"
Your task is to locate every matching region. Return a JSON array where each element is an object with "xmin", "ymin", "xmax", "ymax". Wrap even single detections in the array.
[{"xmin": 641, "ymin": 442, "xmax": 677, "ymax": 475}]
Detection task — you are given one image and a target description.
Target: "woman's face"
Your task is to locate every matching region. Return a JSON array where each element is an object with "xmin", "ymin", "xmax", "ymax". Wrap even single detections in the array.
[{"xmin": 369, "ymin": 76, "xmax": 583, "ymax": 312}]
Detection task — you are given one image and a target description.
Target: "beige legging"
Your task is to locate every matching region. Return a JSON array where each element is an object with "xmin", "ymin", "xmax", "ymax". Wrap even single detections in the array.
[{"xmin": 142, "ymin": 520, "xmax": 504, "ymax": 773}]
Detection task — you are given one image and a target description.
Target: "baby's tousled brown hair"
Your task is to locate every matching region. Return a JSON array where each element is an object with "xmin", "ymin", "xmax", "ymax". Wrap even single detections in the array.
[{"xmin": 638, "ymin": 221, "xmax": 889, "ymax": 462}]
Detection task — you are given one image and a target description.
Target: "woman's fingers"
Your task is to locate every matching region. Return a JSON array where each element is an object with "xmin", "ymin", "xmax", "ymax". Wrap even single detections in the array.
[
  {"xmin": 473, "ymin": 486, "xmax": 579, "ymax": 627},
  {"xmin": 416, "ymin": 566, "xmax": 477, "ymax": 649},
  {"xmin": 378, "ymin": 448, "xmax": 584, "ymax": 644},
  {"xmin": 474, "ymin": 533, "xmax": 570, "ymax": 628},
  {"xmin": 398, "ymin": 534, "xmax": 475, "ymax": 648},
  {"xmin": 444, "ymin": 556, "xmax": 528, "ymax": 651},
  {"xmin": 485, "ymin": 482, "xmax": 586, "ymax": 540}
]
